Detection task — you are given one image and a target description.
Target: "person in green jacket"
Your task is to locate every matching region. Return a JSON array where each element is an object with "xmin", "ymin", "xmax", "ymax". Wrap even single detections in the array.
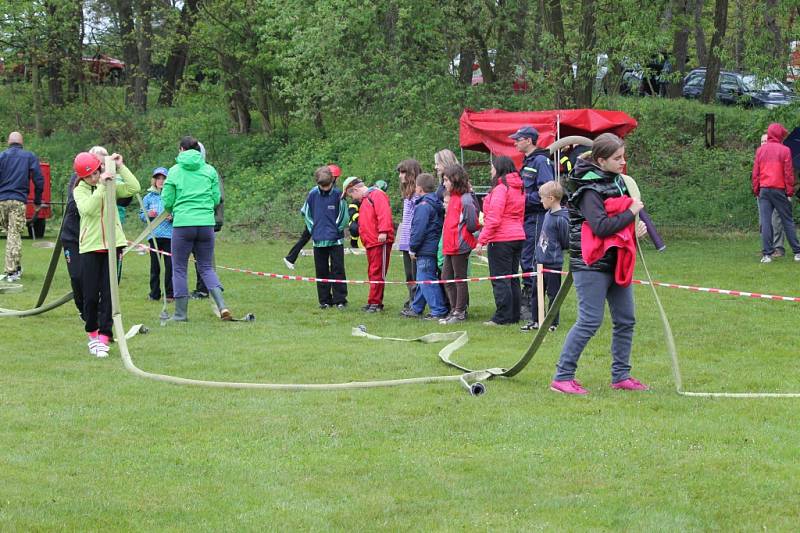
[
  {"xmin": 162, "ymin": 135, "xmax": 231, "ymax": 321},
  {"xmin": 72, "ymin": 151, "xmax": 141, "ymax": 357}
]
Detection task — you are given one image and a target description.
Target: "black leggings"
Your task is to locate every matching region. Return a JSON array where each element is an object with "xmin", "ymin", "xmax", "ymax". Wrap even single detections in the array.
[{"xmin": 81, "ymin": 249, "xmax": 122, "ymax": 337}]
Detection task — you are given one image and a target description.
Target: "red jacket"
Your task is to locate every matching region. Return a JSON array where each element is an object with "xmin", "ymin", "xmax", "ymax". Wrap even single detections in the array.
[
  {"xmin": 478, "ymin": 172, "xmax": 526, "ymax": 245},
  {"xmin": 358, "ymin": 188, "xmax": 395, "ymax": 248},
  {"xmin": 442, "ymin": 192, "xmax": 480, "ymax": 255},
  {"xmin": 752, "ymin": 123, "xmax": 793, "ymax": 196},
  {"xmin": 581, "ymin": 196, "xmax": 636, "ymax": 287}
]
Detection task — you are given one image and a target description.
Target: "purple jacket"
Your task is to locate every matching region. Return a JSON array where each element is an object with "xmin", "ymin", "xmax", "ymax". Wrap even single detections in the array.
[{"xmin": 397, "ymin": 195, "xmax": 418, "ymax": 251}]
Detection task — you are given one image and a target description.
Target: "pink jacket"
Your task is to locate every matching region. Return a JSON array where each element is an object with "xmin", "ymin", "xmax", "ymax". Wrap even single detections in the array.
[
  {"xmin": 478, "ymin": 171, "xmax": 526, "ymax": 245},
  {"xmin": 752, "ymin": 123, "xmax": 794, "ymax": 196}
]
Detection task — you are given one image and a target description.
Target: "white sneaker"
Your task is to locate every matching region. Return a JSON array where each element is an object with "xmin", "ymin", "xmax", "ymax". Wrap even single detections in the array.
[
  {"xmin": 761, "ymin": 255, "xmax": 772, "ymax": 264},
  {"xmin": 794, "ymin": 253, "xmax": 800, "ymax": 262},
  {"xmin": 87, "ymin": 335, "xmax": 99, "ymax": 356},
  {"xmin": 4, "ymin": 271, "xmax": 20, "ymax": 282},
  {"xmin": 283, "ymin": 257, "xmax": 295, "ymax": 270}
]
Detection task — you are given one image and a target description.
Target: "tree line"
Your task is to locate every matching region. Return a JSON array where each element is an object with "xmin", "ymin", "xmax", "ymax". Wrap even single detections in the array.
[{"xmin": 1, "ymin": 0, "xmax": 797, "ymax": 136}]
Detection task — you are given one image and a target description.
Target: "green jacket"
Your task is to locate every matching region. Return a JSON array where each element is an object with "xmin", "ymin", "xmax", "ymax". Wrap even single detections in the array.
[
  {"xmin": 74, "ymin": 165, "xmax": 141, "ymax": 253},
  {"xmin": 162, "ymin": 150, "xmax": 220, "ymax": 227}
]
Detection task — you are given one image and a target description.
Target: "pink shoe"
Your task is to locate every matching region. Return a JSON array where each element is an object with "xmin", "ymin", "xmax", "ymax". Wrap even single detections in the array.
[
  {"xmin": 611, "ymin": 377, "xmax": 649, "ymax": 391},
  {"xmin": 87, "ymin": 330, "xmax": 100, "ymax": 356},
  {"xmin": 95, "ymin": 334, "xmax": 111, "ymax": 358},
  {"xmin": 550, "ymin": 379, "xmax": 589, "ymax": 395}
]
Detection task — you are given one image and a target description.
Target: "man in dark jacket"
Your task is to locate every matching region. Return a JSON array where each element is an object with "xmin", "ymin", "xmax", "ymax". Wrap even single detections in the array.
[
  {"xmin": 0, "ymin": 132, "xmax": 44, "ymax": 282},
  {"xmin": 511, "ymin": 125, "xmax": 555, "ymax": 311},
  {"xmin": 752, "ymin": 122, "xmax": 800, "ymax": 263}
]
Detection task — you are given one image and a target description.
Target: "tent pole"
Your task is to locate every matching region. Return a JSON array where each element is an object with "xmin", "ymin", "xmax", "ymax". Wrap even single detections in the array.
[{"xmin": 555, "ymin": 114, "xmax": 561, "ymax": 182}]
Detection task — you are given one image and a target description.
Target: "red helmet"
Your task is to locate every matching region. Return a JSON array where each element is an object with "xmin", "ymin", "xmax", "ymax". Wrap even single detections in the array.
[
  {"xmin": 74, "ymin": 152, "xmax": 101, "ymax": 179},
  {"xmin": 327, "ymin": 164, "xmax": 342, "ymax": 178}
]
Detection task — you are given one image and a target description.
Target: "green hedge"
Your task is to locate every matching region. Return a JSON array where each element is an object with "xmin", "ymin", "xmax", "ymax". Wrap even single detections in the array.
[{"xmin": 1, "ymin": 83, "xmax": 797, "ymax": 236}]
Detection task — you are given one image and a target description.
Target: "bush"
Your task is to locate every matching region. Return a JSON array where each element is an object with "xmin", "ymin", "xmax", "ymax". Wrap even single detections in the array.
[{"xmin": 1, "ymin": 83, "xmax": 795, "ymax": 237}]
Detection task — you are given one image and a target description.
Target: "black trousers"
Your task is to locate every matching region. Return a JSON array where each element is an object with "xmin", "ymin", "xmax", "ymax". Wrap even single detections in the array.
[
  {"xmin": 81, "ymin": 249, "xmax": 122, "ymax": 337},
  {"xmin": 487, "ymin": 240, "xmax": 523, "ymax": 324},
  {"xmin": 63, "ymin": 240, "xmax": 84, "ymax": 318},
  {"xmin": 149, "ymin": 237, "xmax": 173, "ymax": 299},
  {"xmin": 286, "ymin": 227, "xmax": 312, "ymax": 264},
  {"xmin": 313, "ymin": 244, "xmax": 347, "ymax": 305},
  {"xmin": 402, "ymin": 250, "xmax": 417, "ymax": 306},
  {"xmin": 530, "ymin": 270, "xmax": 562, "ymax": 326}
]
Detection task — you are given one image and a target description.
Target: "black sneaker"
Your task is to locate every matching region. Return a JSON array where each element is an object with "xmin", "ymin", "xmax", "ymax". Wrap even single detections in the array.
[
  {"xmin": 190, "ymin": 290, "xmax": 209, "ymax": 299},
  {"xmin": 400, "ymin": 308, "xmax": 422, "ymax": 318},
  {"xmin": 319, "ymin": 303, "xmax": 331, "ymax": 309},
  {"xmin": 423, "ymin": 313, "xmax": 448, "ymax": 320},
  {"xmin": 520, "ymin": 321, "xmax": 540, "ymax": 331},
  {"xmin": 335, "ymin": 303, "xmax": 347, "ymax": 310},
  {"xmin": 548, "ymin": 324, "xmax": 559, "ymax": 332}
]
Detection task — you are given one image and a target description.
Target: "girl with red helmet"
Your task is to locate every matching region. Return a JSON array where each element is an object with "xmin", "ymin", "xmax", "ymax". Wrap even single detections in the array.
[{"xmin": 72, "ymin": 151, "xmax": 141, "ymax": 357}]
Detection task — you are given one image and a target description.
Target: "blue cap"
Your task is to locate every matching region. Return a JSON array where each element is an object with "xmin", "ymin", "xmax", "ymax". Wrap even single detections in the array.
[
  {"xmin": 509, "ymin": 126, "xmax": 539, "ymax": 141},
  {"xmin": 152, "ymin": 167, "xmax": 169, "ymax": 177}
]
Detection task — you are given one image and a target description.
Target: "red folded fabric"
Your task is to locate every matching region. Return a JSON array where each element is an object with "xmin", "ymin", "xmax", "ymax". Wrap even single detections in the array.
[{"xmin": 581, "ymin": 196, "xmax": 636, "ymax": 286}]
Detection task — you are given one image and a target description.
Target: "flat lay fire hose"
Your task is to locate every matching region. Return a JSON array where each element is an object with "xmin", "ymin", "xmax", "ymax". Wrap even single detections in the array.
[{"xmin": 4, "ymin": 171, "xmax": 799, "ymax": 397}]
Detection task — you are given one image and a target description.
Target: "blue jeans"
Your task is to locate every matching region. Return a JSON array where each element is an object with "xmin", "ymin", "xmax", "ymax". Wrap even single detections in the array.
[
  {"xmin": 555, "ymin": 270, "xmax": 635, "ymax": 383},
  {"xmin": 410, "ymin": 255, "xmax": 448, "ymax": 316},
  {"xmin": 171, "ymin": 226, "xmax": 222, "ymax": 298},
  {"xmin": 758, "ymin": 188, "xmax": 800, "ymax": 255}
]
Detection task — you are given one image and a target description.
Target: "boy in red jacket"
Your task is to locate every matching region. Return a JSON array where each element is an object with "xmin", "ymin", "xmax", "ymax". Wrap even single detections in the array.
[
  {"xmin": 752, "ymin": 122, "xmax": 800, "ymax": 263},
  {"xmin": 343, "ymin": 177, "xmax": 395, "ymax": 312}
]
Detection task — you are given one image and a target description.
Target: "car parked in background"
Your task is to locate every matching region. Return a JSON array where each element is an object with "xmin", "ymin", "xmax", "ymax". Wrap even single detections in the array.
[
  {"xmin": 450, "ymin": 50, "xmax": 528, "ymax": 92},
  {"xmin": 83, "ymin": 53, "xmax": 125, "ymax": 83},
  {"xmin": 682, "ymin": 68, "xmax": 797, "ymax": 108},
  {"xmin": 1, "ymin": 53, "xmax": 124, "ymax": 84}
]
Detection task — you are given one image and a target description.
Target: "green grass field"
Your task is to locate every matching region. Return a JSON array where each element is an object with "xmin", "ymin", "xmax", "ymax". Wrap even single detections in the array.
[{"xmin": 2, "ymin": 232, "xmax": 800, "ymax": 530}]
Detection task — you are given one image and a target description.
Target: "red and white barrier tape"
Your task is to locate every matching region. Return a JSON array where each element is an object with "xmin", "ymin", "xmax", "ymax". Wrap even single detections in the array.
[
  {"xmin": 129, "ymin": 242, "xmax": 800, "ymax": 301},
  {"xmin": 542, "ymin": 268, "xmax": 800, "ymax": 303},
  {"xmin": 128, "ymin": 242, "xmax": 534, "ymax": 285}
]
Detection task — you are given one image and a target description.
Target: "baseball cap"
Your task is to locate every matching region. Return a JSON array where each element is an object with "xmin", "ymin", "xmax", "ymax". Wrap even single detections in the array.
[
  {"xmin": 509, "ymin": 126, "xmax": 539, "ymax": 141},
  {"xmin": 342, "ymin": 176, "xmax": 363, "ymax": 193},
  {"xmin": 328, "ymin": 164, "xmax": 342, "ymax": 178},
  {"xmin": 152, "ymin": 167, "xmax": 169, "ymax": 177}
]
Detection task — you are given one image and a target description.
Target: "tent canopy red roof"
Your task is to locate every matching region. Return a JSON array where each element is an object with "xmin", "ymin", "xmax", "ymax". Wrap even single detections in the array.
[{"xmin": 459, "ymin": 108, "xmax": 638, "ymax": 166}]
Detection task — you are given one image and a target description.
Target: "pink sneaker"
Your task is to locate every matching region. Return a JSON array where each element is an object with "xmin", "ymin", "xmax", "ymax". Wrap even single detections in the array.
[
  {"xmin": 95, "ymin": 334, "xmax": 111, "ymax": 358},
  {"xmin": 611, "ymin": 377, "xmax": 649, "ymax": 391},
  {"xmin": 550, "ymin": 379, "xmax": 589, "ymax": 395}
]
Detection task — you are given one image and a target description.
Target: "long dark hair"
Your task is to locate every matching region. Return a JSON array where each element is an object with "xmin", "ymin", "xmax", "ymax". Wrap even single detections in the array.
[
  {"xmin": 590, "ymin": 133, "xmax": 625, "ymax": 163},
  {"xmin": 396, "ymin": 159, "xmax": 422, "ymax": 199},
  {"xmin": 179, "ymin": 135, "xmax": 201, "ymax": 152},
  {"xmin": 491, "ymin": 156, "xmax": 516, "ymax": 188},
  {"xmin": 442, "ymin": 164, "xmax": 470, "ymax": 195}
]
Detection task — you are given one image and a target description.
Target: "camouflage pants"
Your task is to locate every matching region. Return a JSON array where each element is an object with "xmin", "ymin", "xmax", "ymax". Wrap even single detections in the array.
[{"xmin": 0, "ymin": 200, "xmax": 26, "ymax": 274}]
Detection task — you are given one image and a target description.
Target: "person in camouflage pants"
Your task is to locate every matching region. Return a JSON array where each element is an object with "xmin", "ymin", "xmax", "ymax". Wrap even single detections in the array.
[
  {"xmin": 0, "ymin": 131, "xmax": 44, "ymax": 281},
  {"xmin": 0, "ymin": 199, "xmax": 25, "ymax": 275}
]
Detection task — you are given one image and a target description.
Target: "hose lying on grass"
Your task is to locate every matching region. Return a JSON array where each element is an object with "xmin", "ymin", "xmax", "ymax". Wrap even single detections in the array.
[{"xmin": 5, "ymin": 173, "xmax": 798, "ymax": 397}]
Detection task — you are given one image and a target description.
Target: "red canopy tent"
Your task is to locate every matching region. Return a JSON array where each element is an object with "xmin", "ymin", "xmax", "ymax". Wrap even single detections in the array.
[{"xmin": 459, "ymin": 108, "xmax": 638, "ymax": 167}]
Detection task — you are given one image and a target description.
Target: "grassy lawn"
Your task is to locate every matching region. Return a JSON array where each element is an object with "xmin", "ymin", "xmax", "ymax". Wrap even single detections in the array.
[{"xmin": 2, "ymin": 232, "xmax": 799, "ymax": 530}]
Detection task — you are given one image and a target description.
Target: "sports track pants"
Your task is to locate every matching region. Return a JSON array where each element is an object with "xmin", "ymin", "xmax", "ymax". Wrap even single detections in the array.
[{"xmin": 366, "ymin": 244, "xmax": 391, "ymax": 305}]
